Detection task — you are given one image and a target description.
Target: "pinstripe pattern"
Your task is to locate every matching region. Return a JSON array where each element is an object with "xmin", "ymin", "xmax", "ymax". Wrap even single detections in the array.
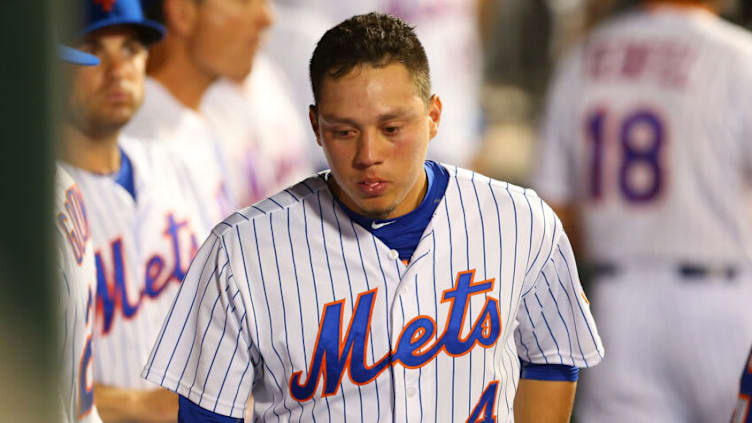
[
  {"xmin": 143, "ymin": 165, "xmax": 604, "ymax": 420},
  {"xmin": 61, "ymin": 137, "xmax": 204, "ymax": 389},
  {"xmin": 55, "ymin": 166, "xmax": 103, "ymax": 423}
]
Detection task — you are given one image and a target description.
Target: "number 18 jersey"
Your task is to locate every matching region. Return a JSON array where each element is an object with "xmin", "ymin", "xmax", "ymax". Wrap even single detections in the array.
[{"xmin": 535, "ymin": 6, "xmax": 752, "ymax": 265}]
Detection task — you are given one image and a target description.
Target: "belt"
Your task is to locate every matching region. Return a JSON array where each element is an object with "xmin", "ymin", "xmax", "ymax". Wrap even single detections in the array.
[{"xmin": 589, "ymin": 262, "xmax": 738, "ymax": 282}]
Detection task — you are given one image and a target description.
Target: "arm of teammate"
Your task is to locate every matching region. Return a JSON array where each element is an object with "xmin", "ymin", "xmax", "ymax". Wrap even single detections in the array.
[
  {"xmin": 93, "ymin": 385, "xmax": 177, "ymax": 423},
  {"xmin": 141, "ymin": 228, "xmax": 257, "ymax": 420}
]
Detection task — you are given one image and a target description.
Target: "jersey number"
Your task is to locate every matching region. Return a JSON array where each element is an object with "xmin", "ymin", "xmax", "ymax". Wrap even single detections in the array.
[
  {"xmin": 587, "ymin": 109, "xmax": 666, "ymax": 202},
  {"xmin": 466, "ymin": 381, "xmax": 498, "ymax": 423}
]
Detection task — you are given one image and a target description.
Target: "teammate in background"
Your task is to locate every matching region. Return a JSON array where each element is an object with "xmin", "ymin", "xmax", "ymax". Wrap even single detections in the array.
[
  {"xmin": 125, "ymin": 0, "xmax": 274, "ymax": 224},
  {"xmin": 142, "ymin": 13, "xmax": 603, "ymax": 422},
  {"xmin": 60, "ymin": 1, "xmax": 204, "ymax": 420},
  {"xmin": 201, "ymin": 52, "xmax": 314, "ymax": 207},
  {"xmin": 733, "ymin": 345, "xmax": 752, "ymax": 423},
  {"xmin": 534, "ymin": 0, "xmax": 752, "ymax": 421},
  {"xmin": 57, "ymin": 46, "xmax": 103, "ymax": 423}
]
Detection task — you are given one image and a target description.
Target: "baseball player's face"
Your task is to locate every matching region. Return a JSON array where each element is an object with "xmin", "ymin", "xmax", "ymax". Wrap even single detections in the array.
[
  {"xmin": 311, "ymin": 62, "xmax": 442, "ymax": 220},
  {"xmin": 68, "ymin": 27, "xmax": 148, "ymax": 136},
  {"xmin": 186, "ymin": 0, "xmax": 273, "ymax": 82}
]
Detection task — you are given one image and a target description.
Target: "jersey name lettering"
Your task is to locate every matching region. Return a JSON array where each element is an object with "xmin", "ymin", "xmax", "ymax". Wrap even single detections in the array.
[
  {"xmin": 95, "ymin": 213, "xmax": 198, "ymax": 334},
  {"xmin": 58, "ymin": 186, "xmax": 90, "ymax": 264},
  {"xmin": 289, "ymin": 269, "xmax": 501, "ymax": 402}
]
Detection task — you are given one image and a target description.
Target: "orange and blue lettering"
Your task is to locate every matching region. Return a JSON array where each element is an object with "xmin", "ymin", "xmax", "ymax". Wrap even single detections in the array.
[{"xmin": 289, "ymin": 270, "xmax": 501, "ymax": 402}]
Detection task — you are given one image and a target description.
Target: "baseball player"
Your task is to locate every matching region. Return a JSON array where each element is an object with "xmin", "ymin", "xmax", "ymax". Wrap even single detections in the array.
[
  {"xmin": 56, "ymin": 44, "xmax": 103, "ymax": 423},
  {"xmin": 534, "ymin": 0, "xmax": 752, "ymax": 421},
  {"xmin": 200, "ymin": 52, "xmax": 314, "ymax": 207},
  {"xmin": 142, "ymin": 13, "xmax": 604, "ymax": 422},
  {"xmin": 55, "ymin": 165, "xmax": 103, "ymax": 423},
  {"xmin": 124, "ymin": 0, "xmax": 275, "ymax": 225},
  {"xmin": 61, "ymin": 1, "xmax": 206, "ymax": 420}
]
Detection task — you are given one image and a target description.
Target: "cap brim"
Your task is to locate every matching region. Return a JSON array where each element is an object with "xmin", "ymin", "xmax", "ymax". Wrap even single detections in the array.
[
  {"xmin": 83, "ymin": 17, "xmax": 166, "ymax": 45},
  {"xmin": 58, "ymin": 45, "xmax": 100, "ymax": 66}
]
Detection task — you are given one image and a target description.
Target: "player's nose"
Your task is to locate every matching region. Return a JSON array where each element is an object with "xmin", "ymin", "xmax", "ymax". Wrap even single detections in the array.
[{"xmin": 353, "ymin": 129, "xmax": 383, "ymax": 168}]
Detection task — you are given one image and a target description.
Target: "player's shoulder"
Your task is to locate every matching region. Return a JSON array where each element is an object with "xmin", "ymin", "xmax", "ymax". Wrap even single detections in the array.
[
  {"xmin": 444, "ymin": 163, "xmax": 554, "ymax": 215},
  {"xmin": 208, "ymin": 173, "xmax": 327, "ymax": 236}
]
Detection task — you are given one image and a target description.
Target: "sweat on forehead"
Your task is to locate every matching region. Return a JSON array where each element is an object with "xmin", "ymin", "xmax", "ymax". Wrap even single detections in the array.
[{"xmin": 309, "ymin": 12, "xmax": 431, "ymax": 105}]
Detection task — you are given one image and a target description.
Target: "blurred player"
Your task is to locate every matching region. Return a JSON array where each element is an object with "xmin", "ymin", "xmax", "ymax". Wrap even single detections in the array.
[
  {"xmin": 57, "ymin": 46, "xmax": 103, "ymax": 423},
  {"xmin": 142, "ymin": 13, "xmax": 603, "ymax": 422},
  {"xmin": 534, "ymin": 0, "xmax": 752, "ymax": 421},
  {"xmin": 125, "ymin": 0, "xmax": 274, "ymax": 225},
  {"xmin": 732, "ymin": 345, "xmax": 752, "ymax": 423},
  {"xmin": 60, "ymin": 0, "xmax": 205, "ymax": 420},
  {"xmin": 201, "ymin": 52, "xmax": 313, "ymax": 207}
]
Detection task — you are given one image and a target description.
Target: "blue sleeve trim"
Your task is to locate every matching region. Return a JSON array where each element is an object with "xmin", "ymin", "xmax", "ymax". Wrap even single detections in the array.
[
  {"xmin": 178, "ymin": 395, "xmax": 244, "ymax": 423},
  {"xmin": 519, "ymin": 360, "xmax": 579, "ymax": 382}
]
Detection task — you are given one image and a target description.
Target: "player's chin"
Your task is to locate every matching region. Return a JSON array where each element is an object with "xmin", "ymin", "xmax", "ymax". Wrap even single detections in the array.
[{"xmin": 354, "ymin": 198, "xmax": 396, "ymax": 220}]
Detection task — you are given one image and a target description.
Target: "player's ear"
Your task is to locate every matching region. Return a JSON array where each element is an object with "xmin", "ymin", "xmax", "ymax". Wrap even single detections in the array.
[
  {"xmin": 309, "ymin": 105, "xmax": 323, "ymax": 146},
  {"xmin": 427, "ymin": 94, "xmax": 442, "ymax": 140},
  {"xmin": 164, "ymin": 0, "xmax": 198, "ymax": 37}
]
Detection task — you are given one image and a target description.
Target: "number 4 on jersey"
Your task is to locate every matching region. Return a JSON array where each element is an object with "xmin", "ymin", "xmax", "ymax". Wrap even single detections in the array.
[{"xmin": 466, "ymin": 381, "xmax": 499, "ymax": 423}]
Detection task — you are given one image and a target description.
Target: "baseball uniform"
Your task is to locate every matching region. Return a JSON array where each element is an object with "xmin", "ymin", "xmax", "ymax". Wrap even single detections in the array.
[
  {"xmin": 201, "ymin": 53, "xmax": 314, "ymax": 208},
  {"xmin": 142, "ymin": 163, "xmax": 603, "ymax": 421},
  {"xmin": 61, "ymin": 137, "xmax": 204, "ymax": 390},
  {"xmin": 124, "ymin": 77, "xmax": 235, "ymax": 232},
  {"xmin": 535, "ymin": 4, "xmax": 752, "ymax": 422},
  {"xmin": 733, "ymin": 345, "xmax": 752, "ymax": 423},
  {"xmin": 55, "ymin": 166, "xmax": 103, "ymax": 423}
]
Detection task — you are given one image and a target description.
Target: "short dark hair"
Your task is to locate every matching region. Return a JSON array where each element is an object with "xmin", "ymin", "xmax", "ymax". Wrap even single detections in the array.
[{"xmin": 309, "ymin": 13, "xmax": 431, "ymax": 106}]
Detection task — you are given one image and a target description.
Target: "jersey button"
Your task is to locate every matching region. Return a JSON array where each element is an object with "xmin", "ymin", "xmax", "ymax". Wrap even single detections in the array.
[
  {"xmin": 389, "ymin": 249, "xmax": 399, "ymax": 260},
  {"xmin": 407, "ymin": 386, "xmax": 417, "ymax": 397}
]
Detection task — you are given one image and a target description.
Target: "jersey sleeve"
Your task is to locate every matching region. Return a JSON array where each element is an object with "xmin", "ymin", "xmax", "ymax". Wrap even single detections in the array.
[
  {"xmin": 532, "ymin": 47, "xmax": 583, "ymax": 205},
  {"xmin": 141, "ymin": 231, "xmax": 256, "ymax": 419},
  {"xmin": 514, "ymin": 222, "xmax": 604, "ymax": 368}
]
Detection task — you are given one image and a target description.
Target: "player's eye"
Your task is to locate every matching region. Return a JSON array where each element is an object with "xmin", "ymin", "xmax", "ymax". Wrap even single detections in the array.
[
  {"xmin": 383, "ymin": 126, "xmax": 401, "ymax": 135},
  {"xmin": 123, "ymin": 40, "xmax": 146, "ymax": 56},
  {"xmin": 332, "ymin": 129, "xmax": 356, "ymax": 138}
]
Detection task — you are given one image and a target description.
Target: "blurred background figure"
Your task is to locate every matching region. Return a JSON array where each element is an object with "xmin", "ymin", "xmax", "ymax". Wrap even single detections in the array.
[
  {"xmin": 200, "ymin": 52, "xmax": 314, "ymax": 208},
  {"xmin": 56, "ymin": 46, "xmax": 104, "ymax": 423},
  {"xmin": 533, "ymin": 0, "xmax": 752, "ymax": 422},
  {"xmin": 60, "ymin": 0, "xmax": 208, "ymax": 421}
]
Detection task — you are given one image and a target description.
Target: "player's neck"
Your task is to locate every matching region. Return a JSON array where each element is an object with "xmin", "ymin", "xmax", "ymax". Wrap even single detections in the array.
[
  {"xmin": 146, "ymin": 36, "xmax": 216, "ymax": 111},
  {"xmin": 61, "ymin": 124, "xmax": 121, "ymax": 174}
]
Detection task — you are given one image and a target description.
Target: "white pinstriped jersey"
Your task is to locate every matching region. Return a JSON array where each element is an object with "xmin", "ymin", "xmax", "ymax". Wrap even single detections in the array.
[
  {"xmin": 61, "ymin": 137, "xmax": 203, "ymax": 389},
  {"xmin": 142, "ymin": 165, "xmax": 603, "ymax": 421},
  {"xmin": 201, "ymin": 54, "xmax": 314, "ymax": 208},
  {"xmin": 124, "ymin": 77, "xmax": 235, "ymax": 231},
  {"xmin": 55, "ymin": 166, "xmax": 103, "ymax": 423},
  {"xmin": 535, "ymin": 7, "xmax": 752, "ymax": 265}
]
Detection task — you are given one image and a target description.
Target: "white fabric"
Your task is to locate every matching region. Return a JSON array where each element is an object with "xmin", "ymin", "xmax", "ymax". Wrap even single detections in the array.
[
  {"xmin": 61, "ymin": 138, "xmax": 205, "ymax": 389},
  {"xmin": 535, "ymin": 7, "xmax": 752, "ymax": 264},
  {"xmin": 55, "ymin": 166, "xmax": 103, "ymax": 423},
  {"xmin": 142, "ymin": 165, "xmax": 603, "ymax": 421},
  {"xmin": 124, "ymin": 77, "xmax": 235, "ymax": 232},
  {"xmin": 201, "ymin": 54, "xmax": 314, "ymax": 208}
]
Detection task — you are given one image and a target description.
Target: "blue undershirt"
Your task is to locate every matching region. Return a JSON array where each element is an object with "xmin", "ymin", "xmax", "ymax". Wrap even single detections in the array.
[
  {"xmin": 520, "ymin": 360, "xmax": 579, "ymax": 381},
  {"xmin": 111, "ymin": 147, "xmax": 136, "ymax": 200},
  {"xmin": 336, "ymin": 160, "xmax": 449, "ymax": 261}
]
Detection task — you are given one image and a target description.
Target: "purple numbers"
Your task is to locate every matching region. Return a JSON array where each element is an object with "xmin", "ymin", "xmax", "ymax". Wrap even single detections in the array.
[{"xmin": 586, "ymin": 108, "xmax": 665, "ymax": 203}]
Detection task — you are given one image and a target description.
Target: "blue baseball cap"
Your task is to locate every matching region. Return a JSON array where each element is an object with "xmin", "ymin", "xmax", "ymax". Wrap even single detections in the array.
[
  {"xmin": 58, "ymin": 45, "xmax": 100, "ymax": 66},
  {"xmin": 82, "ymin": 0, "xmax": 165, "ymax": 44}
]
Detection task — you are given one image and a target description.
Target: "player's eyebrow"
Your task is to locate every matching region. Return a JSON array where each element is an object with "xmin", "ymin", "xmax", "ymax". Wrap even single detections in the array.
[{"xmin": 319, "ymin": 109, "xmax": 417, "ymax": 125}]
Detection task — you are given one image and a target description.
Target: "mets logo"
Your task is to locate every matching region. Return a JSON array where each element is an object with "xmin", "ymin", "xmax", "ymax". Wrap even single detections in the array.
[
  {"xmin": 289, "ymin": 269, "xmax": 501, "ymax": 401},
  {"xmin": 94, "ymin": 0, "xmax": 117, "ymax": 12}
]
